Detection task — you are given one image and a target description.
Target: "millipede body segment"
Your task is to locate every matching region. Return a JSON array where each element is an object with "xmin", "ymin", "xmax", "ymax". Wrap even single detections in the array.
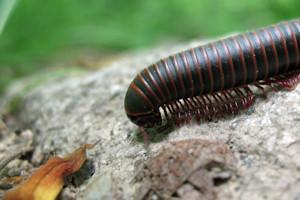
[{"xmin": 124, "ymin": 19, "xmax": 300, "ymax": 132}]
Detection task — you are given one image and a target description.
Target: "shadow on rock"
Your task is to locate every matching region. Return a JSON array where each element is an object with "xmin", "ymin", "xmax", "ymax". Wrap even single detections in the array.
[{"xmin": 133, "ymin": 122, "xmax": 175, "ymax": 144}]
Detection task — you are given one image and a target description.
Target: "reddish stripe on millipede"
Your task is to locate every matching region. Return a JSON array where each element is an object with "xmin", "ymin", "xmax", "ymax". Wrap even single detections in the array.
[
  {"xmin": 285, "ymin": 22, "xmax": 300, "ymax": 67},
  {"xmin": 200, "ymin": 47, "xmax": 214, "ymax": 92},
  {"xmin": 180, "ymin": 52, "xmax": 195, "ymax": 96},
  {"xmin": 172, "ymin": 55, "xmax": 186, "ymax": 97},
  {"xmin": 243, "ymin": 34, "xmax": 258, "ymax": 81},
  {"xmin": 221, "ymin": 38, "xmax": 238, "ymax": 87},
  {"xmin": 137, "ymin": 74, "xmax": 161, "ymax": 105},
  {"xmin": 253, "ymin": 31, "xmax": 269, "ymax": 79},
  {"xmin": 230, "ymin": 38, "xmax": 246, "ymax": 85},
  {"xmin": 154, "ymin": 63, "xmax": 172, "ymax": 101},
  {"xmin": 163, "ymin": 59, "xmax": 178, "ymax": 99},
  {"xmin": 263, "ymin": 28, "xmax": 280, "ymax": 74},
  {"xmin": 145, "ymin": 68, "xmax": 165, "ymax": 102},
  {"xmin": 130, "ymin": 82, "xmax": 154, "ymax": 108},
  {"xmin": 191, "ymin": 48, "xmax": 204, "ymax": 94},
  {"xmin": 211, "ymin": 43, "xmax": 225, "ymax": 90},
  {"xmin": 273, "ymin": 25, "xmax": 290, "ymax": 70}
]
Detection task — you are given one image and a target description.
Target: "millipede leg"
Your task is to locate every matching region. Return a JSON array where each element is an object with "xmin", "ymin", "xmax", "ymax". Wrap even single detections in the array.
[
  {"xmin": 215, "ymin": 92, "xmax": 230, "ymax": 115},
  {"xmin": 228, "ymin": 90, "xmax": 241, "ymax": 113},
  {"xmin": 166, "ymin": 104, "xmax": 174, "ymax": 118},
  {"xmin": 203, "ymin": 95, "xmax": 215, "ymax": 119},
  {"xmin": 233, "ymin": 88, "xmax": 245, "ymax": 106},
  {"xmin": 182, "ymin": 100, "xmax": 191, "ymax": 124},
  {"xmin": 158, "ymin": 70, "xmax": 299, "ymax": 127},
  {"xmin": 217, "ymin": 87, "xmax": 254, "ymax": 114},
  {"xmin": 196, "ymin": 96, "xmax": 210, "ymax": 121},
  {"xmin": 177, "ymin": 100, "xmax": 186, "ymax": 125},
  {"xmin": 276, "ymin": 71, "xmax": 300, "ymax": 90},
  {"xmin": 211, "ymin": 93, "xmax": 224, "ymax": 117},
  {"xmin": 173, "ymin": 101, "xmax": 182, "ymax": 126},
  {"xmin": 169, "ymin": 102, "xmax": 178, "ymax": 125},
  {"xmin": 191, "ymin": 97, "xmax": 202, "ymax": 122},
  {"xmin": 194, "ymin": 96, "xmax": 207, "ymax": 122},
  {"xmin": 162, "ymin": 105, "xmax": 170, "ymax": 121},
  {"xmin": 242, "ymin": 86, "xmax": 255, "ymax": 108},
  {"xmin": 222, "ymin": 90, "xmax": 239, "ymax": 114},
  {"xmin": 258, "ymin": 79, "xmax": 278, "ymax": 92},
  {"xmin": 185, "ymin": 98, "xmax": 197, "ymax": 122},
  {"xmin": 254, "ymin": 83, "xmax": 267, "ymax": 98},
  {"xmin": 256, "ymin": 71, "xmax": 300, "ymax": 91},
  {"xmin": 160, "ymin": 86, "xmax": 257, "ymax": 127}
]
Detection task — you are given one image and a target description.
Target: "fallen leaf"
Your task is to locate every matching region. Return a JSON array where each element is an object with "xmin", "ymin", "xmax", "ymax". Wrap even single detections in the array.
[{"xmin": 3, "ymin": 144, "xmax": 95, "ymax": 200}]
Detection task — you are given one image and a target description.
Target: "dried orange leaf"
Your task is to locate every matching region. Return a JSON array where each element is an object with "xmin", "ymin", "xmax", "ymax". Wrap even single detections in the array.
[{"xmin": 3, "ymin": 144, "xmax": 94, "ymax": 200}]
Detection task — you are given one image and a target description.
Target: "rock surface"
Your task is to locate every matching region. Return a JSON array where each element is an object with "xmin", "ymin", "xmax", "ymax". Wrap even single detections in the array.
[
  {"xmin": 135, "ymin": 139, "xmax": 238, "ymax": 200},
  {"xmin": 1, "ymin": 40, "xmax": 300, "ymax": 199}
]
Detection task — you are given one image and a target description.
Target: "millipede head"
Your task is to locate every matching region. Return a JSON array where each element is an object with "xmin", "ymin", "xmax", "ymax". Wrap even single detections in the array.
[
  {"xmin": 124, "ymin": 84, "xmax": 162, "ymax": 128},
  {"xmin": 125, "ymin": 111, "xmax": 162, "ymax": 128}
]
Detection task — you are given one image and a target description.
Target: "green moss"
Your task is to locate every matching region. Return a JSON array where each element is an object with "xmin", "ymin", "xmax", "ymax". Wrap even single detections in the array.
[{"xmin": 7, "ymin": 94, "xmax": 22, "ymax": 114}]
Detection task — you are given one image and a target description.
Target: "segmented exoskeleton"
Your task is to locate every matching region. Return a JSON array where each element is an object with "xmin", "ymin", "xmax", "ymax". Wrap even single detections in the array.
[{"xmin": 124, "ymin": 19, "xmax": 300, "ymax": 138}]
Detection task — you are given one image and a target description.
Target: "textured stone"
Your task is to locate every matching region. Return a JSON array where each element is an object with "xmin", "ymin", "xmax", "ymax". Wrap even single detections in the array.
[
  {"xmin": 0, "ymin": 39, "xmax": 300, "ymax": 199},
  {"xmin": 83, "ymin": 174, "xmax": 113, "ymax": 200},
  {"xmin": 134, "ymin": 140, "xmax": 236, "ymax": 199}
]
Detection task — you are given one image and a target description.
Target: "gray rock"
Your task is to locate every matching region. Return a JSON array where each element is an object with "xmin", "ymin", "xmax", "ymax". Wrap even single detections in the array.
[
  {"xmin": 84, "ymin": 173, "xmax": 113, "ymax": 200},
  {"xmin": 1, "ymin": 39, "xmax": 300, "ymax": 199}
]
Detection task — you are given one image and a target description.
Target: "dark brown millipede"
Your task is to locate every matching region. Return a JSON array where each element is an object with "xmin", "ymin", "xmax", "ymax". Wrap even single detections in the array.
[{"xmin": 124, "ymin": 19, "xmax": 300, "ymax": 141}]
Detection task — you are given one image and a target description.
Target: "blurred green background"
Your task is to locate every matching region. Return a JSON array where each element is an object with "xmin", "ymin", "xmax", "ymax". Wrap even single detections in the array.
[{"xmin": 0, "ymin": 0, "xmax": 299, "ymax": 94}]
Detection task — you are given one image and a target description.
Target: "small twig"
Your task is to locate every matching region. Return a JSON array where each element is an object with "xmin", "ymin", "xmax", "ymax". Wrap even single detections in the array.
[
  {"xmin": 90, "ymin": 138, "xmax": 101, "ymax": 148},
  {"xmin": 0, "ymin": 147, "xmax": 33, "ymax": 179}
]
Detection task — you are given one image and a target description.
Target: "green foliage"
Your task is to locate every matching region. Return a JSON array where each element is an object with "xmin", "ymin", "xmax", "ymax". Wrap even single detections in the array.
[
  {"xmin": 0, "ymin": 0, "xmax": 18, "ymax": 35},
  {"xmin": 0, "ymin": 0, "xmax": 299, "ymax": 94}
]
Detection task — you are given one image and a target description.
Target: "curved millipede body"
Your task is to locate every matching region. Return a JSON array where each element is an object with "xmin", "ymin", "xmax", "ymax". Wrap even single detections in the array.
[{"xmin": 124, "ymin": 19, "xmax": 300, "ymax": 132}]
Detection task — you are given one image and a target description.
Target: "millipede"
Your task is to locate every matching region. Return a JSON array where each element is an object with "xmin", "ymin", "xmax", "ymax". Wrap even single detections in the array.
[{"xmin": 124, "ymin": 19, "xmax": 300, "ymax": 142}]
